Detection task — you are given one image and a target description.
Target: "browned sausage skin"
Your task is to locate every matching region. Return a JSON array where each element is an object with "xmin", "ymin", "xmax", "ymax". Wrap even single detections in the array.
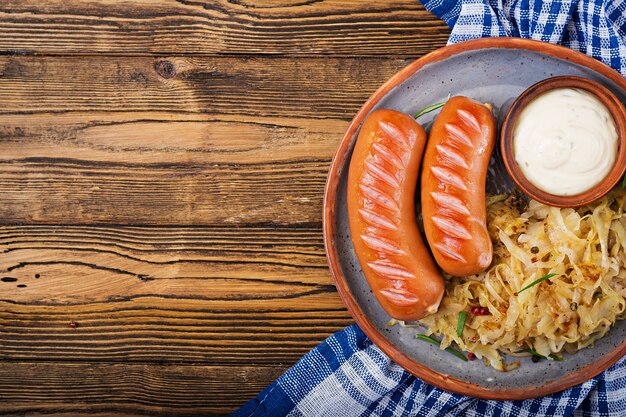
[
  {"xmin": 347, "ymin": 110, "xmax": 444, "ymax": 321},
  {"xmin": 421, "ymin": 97, "xmax": 496, "ymax": 277}
]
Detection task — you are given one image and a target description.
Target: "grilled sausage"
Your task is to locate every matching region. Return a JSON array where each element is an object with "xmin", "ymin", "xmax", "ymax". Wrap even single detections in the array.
[
  {"xmin": 347, "ymin": 109, "xmax": 444, "ymax": 321},
  {"xmin": 421, "ymin": 96, "xmax": 496, "ymax": 277}
]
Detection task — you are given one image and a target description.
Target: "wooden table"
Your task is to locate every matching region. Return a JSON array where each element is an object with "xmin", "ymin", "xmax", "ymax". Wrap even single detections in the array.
[{"xmin": 0, "ymin": 2, "xmax": 449, "ymax": 415}]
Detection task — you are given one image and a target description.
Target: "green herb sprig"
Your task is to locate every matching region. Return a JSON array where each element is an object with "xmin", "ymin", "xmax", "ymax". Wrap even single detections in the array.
[
  {"xmin": 456, "ymin": 311, "xmax": 468, "ymax": 337},
  {"xmin": 414, "ymin": 94, "xmax": 451, "ymax": 119},
  {"xmin": 514, "ymin": 273, "xmax": 558, "ymax": 296},
  {"xmin": 416, "ymin": 334, "xmax": 468, "ymax": 361},
  {"xmin": 525, "ymin": 348, "xmax": 563, "ymax": 362}
]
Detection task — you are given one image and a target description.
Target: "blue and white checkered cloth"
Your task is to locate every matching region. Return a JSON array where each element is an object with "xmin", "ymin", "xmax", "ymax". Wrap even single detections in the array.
[
  {"xmin": 231, "ymin": 2, "xmax": 626, "ymax": 416},
  {"xmin": 233, "ymin": 325, "xmax": 626, "ymax": 416},
  {"xmin": 426, "ymin": 0, "xmax": 626, "ymax": 76}
]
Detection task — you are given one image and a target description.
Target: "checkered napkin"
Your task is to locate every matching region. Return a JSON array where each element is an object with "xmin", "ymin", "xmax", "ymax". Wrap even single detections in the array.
[
  {"xmin": 232, "ymin": 325, "xmax": 626, "ymax": 416},
  {"xmin": 231, "ymin": 2, "xmax": 626, "ymax": 416},
  {"xmin": 426, "ymin": 0, "xmax": 626, "ymax": 76}
]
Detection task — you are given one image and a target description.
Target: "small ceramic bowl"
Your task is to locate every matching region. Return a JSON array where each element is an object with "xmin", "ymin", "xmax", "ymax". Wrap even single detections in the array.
[{"xmin": 500, "ymin": 76, "xmax": 626, "ymax": 207}]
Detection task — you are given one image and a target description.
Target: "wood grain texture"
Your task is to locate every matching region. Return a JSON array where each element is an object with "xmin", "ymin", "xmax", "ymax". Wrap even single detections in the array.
[
  {"xmin": 0, "ymin": 0, "xmax": 449, "ymax": 57},
  {"xmin": 0, "ymin": 225, "xmax": 351, "ymax": 364},
  {"xmin": 0, "ymin": 0, "xmax": 449, "ymax": 414},
  {"xmin": 0, "ymin": 55, "xmax": 413, "ymax": 225},
  {"xmin": 0, "ymin": 55, "xmax": 410, "ymax": 118},
  {"xmin": 0, "ymin": 114, "xmax": 342, "ymax": 225},
  {"xmin": 1, "ymin": 299, "xmax": 350, "ymax": 365},
  {"xmin": 0, "ymin": 362, "xmax": 283, "ymax": 416}
]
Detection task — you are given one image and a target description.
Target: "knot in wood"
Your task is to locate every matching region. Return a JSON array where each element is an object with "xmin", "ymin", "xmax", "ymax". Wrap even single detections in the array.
[{"xmin": 155, "ymin": 60, "xmax": 176, "ymax": 79}]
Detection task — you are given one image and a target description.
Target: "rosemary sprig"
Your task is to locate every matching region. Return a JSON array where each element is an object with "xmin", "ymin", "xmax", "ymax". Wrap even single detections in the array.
[
  {"xmin": 457, "ymin": 311, "xmax": 468, "ymax": 337},
  {"xmin": 414, "ymin": 94, "xmax": 451, "ymax": 119},
  {"xmin": 415, "ymin": 334, "xmax": 468, "ymax": 361},
  {"xmin": 514, "ymin": 273, "xmax": 558, "ymax": 296}
]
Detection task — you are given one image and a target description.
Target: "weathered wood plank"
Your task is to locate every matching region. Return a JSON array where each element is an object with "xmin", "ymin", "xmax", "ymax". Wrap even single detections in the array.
[
  {"xmin": 0, "ymin": 114, "xmax": 343, "ymax": 225},
  {"xmin": 0, "ymin": 56, "xmax": 410, "ymax": 118},
  {"xmin": 0, "ymin": 55, "xmax": 419, "ymax": 225},
  {"xmin": 0, "ymin": 225, "xmax": 352, "ymax": 364},
  {"xmin": 0, "ymin": 297, "xmax": 351, "ymax": 364},
  {"xmin": 0, "ymin": 0, "xmax": 450, "ymax": 57},
  {"xmin": 0, "ymin": 225, "xmax": 328, "ymax": 287},
  {"xmin": 0, "ymin": 362, "xmax": 283, "ymax": 416}
]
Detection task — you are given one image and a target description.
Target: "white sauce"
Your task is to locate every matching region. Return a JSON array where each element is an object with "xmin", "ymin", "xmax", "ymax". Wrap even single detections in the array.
[{"xmin": 513, "ymin": 88, "xmax": 618, "ymax": 196}]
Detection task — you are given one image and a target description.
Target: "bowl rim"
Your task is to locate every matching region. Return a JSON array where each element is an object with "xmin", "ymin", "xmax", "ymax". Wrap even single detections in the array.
[
  {"xmin": 323, "ymin": 37, "xmax": 626, "ymax": 400},
  {"xmin": 500, "ymin": 75, "xmax": 626, "ymax": 207}
]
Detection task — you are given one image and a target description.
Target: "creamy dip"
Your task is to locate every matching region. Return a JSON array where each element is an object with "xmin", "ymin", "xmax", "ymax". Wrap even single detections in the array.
[{"xmin": 513, "ymin": 88, "xmax": 618, "ymax": 196}]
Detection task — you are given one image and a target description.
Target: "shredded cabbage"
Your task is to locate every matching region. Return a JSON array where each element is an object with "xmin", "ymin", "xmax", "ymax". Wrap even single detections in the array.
[{"xmin": 417, "ymin": 189, "xmax": 626, "ymax": 371}]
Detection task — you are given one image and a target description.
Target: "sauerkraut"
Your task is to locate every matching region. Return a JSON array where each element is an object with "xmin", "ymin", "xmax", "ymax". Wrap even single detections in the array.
[{"xmin": 417, "ymin": 189, "xmax": 626, "ymax": 370}]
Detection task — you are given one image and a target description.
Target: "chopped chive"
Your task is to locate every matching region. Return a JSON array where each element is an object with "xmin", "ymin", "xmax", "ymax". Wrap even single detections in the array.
[
  {"xmin": 525, "ymin": 348, "xmax": 563, "ymax": 362},
  {"xmin": 514, "ymin": 273, "xmax": 558, "ymax": 296},
  {"xmin": 415, "ymin": 334, "xmax": 443, "ymax": 347},
  {"xmin": 414, "ymin": 94, "xmax": 451, "ymax": 119},
  {"xmin": 416, "ymin": 334, "xmax": 468, "ymax": 361},
  {"xmin": 446, "ymin": 348, "xmax": 468, "ymax": 362},
  {"xmin": 457, "ymin": 311, "xmax": 468, "ymax": 337},
  {"xmin": 525, "ymin": 348, "xmax": 541, "ymax": 357}
]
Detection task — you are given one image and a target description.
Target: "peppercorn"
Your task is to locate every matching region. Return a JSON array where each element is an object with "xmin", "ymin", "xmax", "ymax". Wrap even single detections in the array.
[
  {"xmin": 530, "ymin": 246, "xmax": 539, "ymax": 254},
  {"xmin": 531, "ymin": 355, "xmax": 541, "ymax": 363},
  {"xmin": 570, "ymin": 302, "xmax": 578, "ymax": 311},
  {"xmin": 479, "ymin": 307, "xmax": 489, "ymax": 315},
  {"xmin": 468, "ymin": 352, "xmax": 476, "ymax": 361},
  {"xmin": 69, "ymin": 321, "xmax": 78, "ymax": 329},
  {"xmin": 471, "ymin": 306, "xmax": 481, "ymax": 315}
]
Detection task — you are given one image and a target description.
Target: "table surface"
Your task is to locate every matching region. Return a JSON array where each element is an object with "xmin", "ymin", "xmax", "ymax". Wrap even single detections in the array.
[{"xmin": 0, "ymin": 1, "xmax": 450, "ymax": 415}]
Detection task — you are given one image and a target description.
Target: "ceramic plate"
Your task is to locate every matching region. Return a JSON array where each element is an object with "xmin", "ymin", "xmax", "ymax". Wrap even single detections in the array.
[{"xmin": 323, "ymin": 38, "xmax": 626, "ymax": 399}]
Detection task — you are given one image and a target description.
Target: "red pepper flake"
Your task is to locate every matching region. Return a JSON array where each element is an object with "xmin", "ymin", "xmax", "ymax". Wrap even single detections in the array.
[
  {"xmin": 69, "ymin": 321, "xmax": 78, "ymax": 329},
  {"xmin": 468, "ymin": 352, "xmax": 476, "ymax": 361}
]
